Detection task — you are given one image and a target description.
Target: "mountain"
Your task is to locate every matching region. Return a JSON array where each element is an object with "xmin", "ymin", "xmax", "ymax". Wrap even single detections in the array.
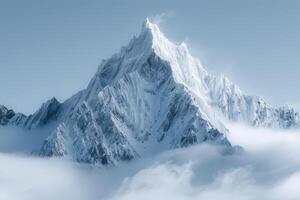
[
  {"xmin": 23, "ymin": 97, "xmax": 61, "ymax": 129},
  {"xmin": 0, "ymin": 105, "xmax": 27, "ymax": 126},
  {"xmin": 0, "ymin": 105, "xmax": 15, "ymax": 125},
  {"xmin": 40, "ymin": 19, "xmax": 232, "ymax": 165},
  {"xmin": 206, "ymin": 75, "xmax": 299, "ymax": 128},
  {"xmin": 1, "ymin": 19, "xmax": 299, "ymax": 165}
]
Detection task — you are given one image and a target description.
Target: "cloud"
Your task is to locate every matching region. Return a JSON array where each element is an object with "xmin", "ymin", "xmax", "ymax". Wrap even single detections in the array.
[
  {"xmin": 0, "ymin": 125, "xmax": 54, "ymax": 153},
  {"xmin": 1, "ymin": 123, "xmax": 300, "ymax": 200},
  {"xmin": 110, "ymin": 124, "xmax": 300, "ymax": 200}
]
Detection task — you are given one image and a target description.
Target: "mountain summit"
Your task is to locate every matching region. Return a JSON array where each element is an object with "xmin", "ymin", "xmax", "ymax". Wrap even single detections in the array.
[
  {"xmin": 40, "ymin": 19, "xmax": 232, "ymax": 165},
  {"xmin": 1, "ymin": 19, "xmax": 299, "ymax": 165}
]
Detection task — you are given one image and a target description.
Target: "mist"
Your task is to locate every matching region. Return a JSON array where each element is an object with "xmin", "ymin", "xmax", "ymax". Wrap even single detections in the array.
[
  {"xmin": 0, "ymin": 124, "xmax": 300, "ymax": 200},
  {"xmin": 0, "ymin": 126, "xmax": 49, "ymax": 153}
]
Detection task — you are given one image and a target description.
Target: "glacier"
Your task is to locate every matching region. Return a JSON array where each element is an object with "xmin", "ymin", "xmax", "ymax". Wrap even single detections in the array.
[{"xmin": 0, "ymin": 19, "xmax": 299, "ymax": 165}]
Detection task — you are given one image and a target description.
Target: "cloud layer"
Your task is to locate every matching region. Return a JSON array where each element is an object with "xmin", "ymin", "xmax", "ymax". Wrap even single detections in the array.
[{"xmin": 0, "ymin": 124, "xmax": 300, "ymax": 200}]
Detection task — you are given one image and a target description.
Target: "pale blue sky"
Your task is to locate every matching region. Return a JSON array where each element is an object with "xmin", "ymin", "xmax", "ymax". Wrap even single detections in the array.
[{"xmin": 1, "ymin": 0, "xmax": 300, "ymax": 114}]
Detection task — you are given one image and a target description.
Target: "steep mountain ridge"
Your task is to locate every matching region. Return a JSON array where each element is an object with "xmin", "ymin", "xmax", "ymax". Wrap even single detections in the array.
[
  {"xmin": 0, "ymin": 105, "xmax": 27, "ymax": 126},
  {"xmin": 1, "ymin": 19, "xmax": 299, "ymax": 165},
  {"xmin": 206, "ymin": 74, "xmax": 299, "ymax": 128},
  {"xmin": 39, "ymin": 19, "xmax": 231, "ymax": 165},
  {"xmin": 0, "ymin": 105, "xmax": 15, "ymax": 125}
]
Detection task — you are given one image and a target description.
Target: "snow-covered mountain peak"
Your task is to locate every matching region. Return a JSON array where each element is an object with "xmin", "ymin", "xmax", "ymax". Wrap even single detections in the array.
[
  {"xmin": 1, "ymin": 19, "xmax": 299, "ymax": 165},
  {"xmin": 142, "ymin": 18, "xmax": 159, "ymax": 34},
  {"xmin": 86, "ymin": 20, "xmax": 209, "ymax": 103},
  {"xmin": 139, "ymin": 20, "xmax": 209, "ymax": 97},
  {"xmin": 142, "ymin": 18, "xmax": 172, "ymax": 47},
  {"xmin": 141, "ymin": 19, "xmax": 205, "ymax": 72},
  {"xmin": 23, "ymin": 97, "xmax": 61, "ymax": 129},
  {"xmin": 0, "ymin": 105, "xmax": 15, "ymax": 125}
]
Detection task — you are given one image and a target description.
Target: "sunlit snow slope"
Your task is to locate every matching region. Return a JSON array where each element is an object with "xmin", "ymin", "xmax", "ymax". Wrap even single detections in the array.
[{"xmin": 1, "ymin": 19, "xmax": 299, "ymax": 165}]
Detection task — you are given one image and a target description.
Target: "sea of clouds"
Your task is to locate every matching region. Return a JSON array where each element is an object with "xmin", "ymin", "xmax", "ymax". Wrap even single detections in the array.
[{"xmin": 0, "ymin": 123, "xmax": 300, "ymax": 200}]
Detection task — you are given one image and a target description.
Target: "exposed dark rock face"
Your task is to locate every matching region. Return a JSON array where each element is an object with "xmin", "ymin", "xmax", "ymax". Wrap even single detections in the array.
[{"xmin": 0, "ymin": 105, "xmax": 15, "ymax": 125}]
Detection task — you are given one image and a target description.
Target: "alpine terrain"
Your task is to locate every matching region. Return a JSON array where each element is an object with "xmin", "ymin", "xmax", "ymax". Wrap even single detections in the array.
[{"xmin": 0, "ymin": 19, "xmax": 299, "ymax": 165}]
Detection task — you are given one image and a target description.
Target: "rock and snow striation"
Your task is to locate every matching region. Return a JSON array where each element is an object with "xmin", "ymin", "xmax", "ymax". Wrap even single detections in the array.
[
  {"xmin": 1, "ymin": 19, "xmax": 299, "ymax": 165},
  {"xmin": 0, "ymin": 105, "xmax": 27, "ymax": 126},
  {"xmin": 40, "ymin": 19, "xmax": 232, "ymax": 165},
  {"xmin": 206, "ymin": 75, "xmax": 299, "ymax": 128},
  {"xmin": 0, "ymin": 105, "xmax": 16, "ymax": 125}
]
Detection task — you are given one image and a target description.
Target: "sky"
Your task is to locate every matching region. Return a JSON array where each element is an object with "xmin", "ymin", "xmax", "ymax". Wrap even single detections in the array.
[{"xmin": 1, "ymin": 0, "xmax": 300, "ymax": 114}]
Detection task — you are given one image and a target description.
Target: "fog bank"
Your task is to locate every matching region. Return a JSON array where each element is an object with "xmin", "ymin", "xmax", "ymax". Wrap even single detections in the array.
[{"xmin": 0, "ymin": 124, "xmax": 300, "ymax": 200}]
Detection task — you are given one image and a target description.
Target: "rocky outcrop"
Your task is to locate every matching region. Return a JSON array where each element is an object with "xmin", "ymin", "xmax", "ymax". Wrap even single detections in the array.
[{"xmin": 0, "ymin": 105, "xmax": 16, "ymax": 125}]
